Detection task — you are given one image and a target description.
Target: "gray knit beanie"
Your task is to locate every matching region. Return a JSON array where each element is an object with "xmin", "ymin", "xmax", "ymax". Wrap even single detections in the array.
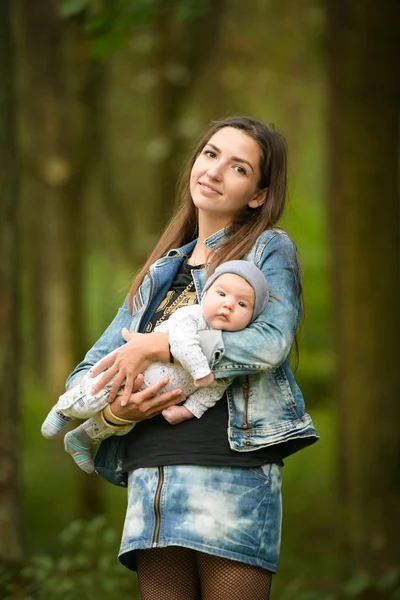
[{"xmin": 202, "ymin": 260, "xmax": 269, "ymax": 319}]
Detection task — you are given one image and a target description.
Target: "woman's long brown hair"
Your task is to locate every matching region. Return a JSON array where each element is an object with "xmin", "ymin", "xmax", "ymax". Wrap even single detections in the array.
[
  {"xmin": 129, "ymin": 116, "xmax": 303, "ymax": 367},
  {"xmin": 129, "ymin": 116, "xmax": 298, "ymax": 305}
]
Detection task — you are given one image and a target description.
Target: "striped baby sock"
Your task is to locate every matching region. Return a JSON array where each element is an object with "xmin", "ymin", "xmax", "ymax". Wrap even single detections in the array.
[
  {"xmin": 64, "ymin": 425, "xmax": 94, "ymax": 473},
  {"xmin": 41, "ymin": 408, "xmax": 71, "ymax": 438}
]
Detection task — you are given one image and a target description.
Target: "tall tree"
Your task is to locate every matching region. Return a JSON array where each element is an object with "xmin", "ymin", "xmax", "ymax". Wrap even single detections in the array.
[
  {"xmin": 17, "ymin": 0, "xmax": 72, "ymax": 388},
  {"xmin": 98, "ymin": 1, "xmax": 228, "ymax": 261},
  {"xmin": 152, "ymin": 0, "xmax": 227, "ymax": 231},
  {"xmin": 327, "ymin": 0, "xmax": 400, "ymax": 583},
  {"xmin": 0, "ymin": 0, "xmax": 23, "ymax": 560},
  {"xmin": 18, "ymin": 0, "xmax": 105, "ymax": 516}
]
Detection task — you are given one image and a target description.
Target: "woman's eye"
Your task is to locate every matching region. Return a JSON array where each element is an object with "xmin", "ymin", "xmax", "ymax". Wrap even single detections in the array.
[
  {"xmin": 234, "ymin": 165, "xmax": 247, "ymax": 175},
  {"xmin": 205, "ymin": 150, "xmax": 216, "ymax": 158}
]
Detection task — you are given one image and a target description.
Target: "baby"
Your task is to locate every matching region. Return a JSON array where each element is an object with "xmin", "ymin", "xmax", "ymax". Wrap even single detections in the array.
[{"xmin": 41, "ymin": 260, "xmax": 269, "ymax": 473}]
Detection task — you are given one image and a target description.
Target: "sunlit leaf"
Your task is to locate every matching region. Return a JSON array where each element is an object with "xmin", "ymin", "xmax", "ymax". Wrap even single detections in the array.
[
  {"xmin": 344, "ymin": 573, "xmax": 372, "ymax": 596},
  {"xmin": 375, "ymin": 569, "xmax": 400, "ymax": 590},
  {"xmin": 59, "ymin": 0, "xmax": 90, "ymax": 19},
  {"xmin": 173, "ymin": 0, "xmax": 209, "ymax": 22},
  {"xmin": 84, "ymin": 14, "xmax": 110, "ymax": 35}
]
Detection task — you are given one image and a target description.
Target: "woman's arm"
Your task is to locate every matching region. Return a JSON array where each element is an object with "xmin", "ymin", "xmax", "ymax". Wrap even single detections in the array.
[
  {"xmin": 109, "ymin": 375, "xmax": 185, "ymax": 422},
  {"xmin": 65, "ymin": 296, "xmax": 176, "ymax": 407},
  {"xmin": 209, "ymin": 232, "xmax": 302, "ymax": 378},
  {"xmin": 66, "ymin": 296, "xmax": 132, "ymax": 390}
]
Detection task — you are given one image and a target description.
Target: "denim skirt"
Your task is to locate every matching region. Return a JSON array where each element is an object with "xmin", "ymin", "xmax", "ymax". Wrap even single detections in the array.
[{"xmin": 118, "ymin": 463, "xmax": 282, "ymax": 574}]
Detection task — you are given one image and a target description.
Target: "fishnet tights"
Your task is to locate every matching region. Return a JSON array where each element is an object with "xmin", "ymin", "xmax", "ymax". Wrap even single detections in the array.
[{"xmin": 136, "ymin": 546, "xmax": 273, "ymax": 600}]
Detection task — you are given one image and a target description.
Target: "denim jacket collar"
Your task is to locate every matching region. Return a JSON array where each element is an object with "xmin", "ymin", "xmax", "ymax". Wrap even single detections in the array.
[
  {"xmin": 165, "ymin": 228, "xmax": 230, "ymax": 259},
  {"xmin": 204, "ymin": 228, "xmax": 230, "ymax": 249}
]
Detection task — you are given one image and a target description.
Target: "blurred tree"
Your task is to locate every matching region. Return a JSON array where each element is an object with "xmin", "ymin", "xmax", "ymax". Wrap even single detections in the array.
[
  {"xmin": 17, "ymin": 0, "xmax": 74, "ymax": 389},
  {"xmin": 100, "ymin": 0, "xmax": 228, "ymax": 260},
  {"xmin": 327, "ymin": 0, "xmax": 400, "ymax": 585},
  {"xmin": 0, "ymin": 0, "xmax": 23, "ymax": 560},
  {"xmin": 151, "ymin": 0, "xmax": 227, "ymax": 233},
  {"xmin": 17, "ymin": 0, "xmax": 105, "ymax": 517}
]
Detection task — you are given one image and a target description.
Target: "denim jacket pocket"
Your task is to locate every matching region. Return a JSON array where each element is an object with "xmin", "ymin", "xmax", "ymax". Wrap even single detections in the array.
[{"xmin": 274, "ymin": 366, "xmax": 299, "ymax": 417}]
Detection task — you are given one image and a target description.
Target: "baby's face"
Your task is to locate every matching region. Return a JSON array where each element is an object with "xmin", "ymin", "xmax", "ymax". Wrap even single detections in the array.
[{"xmin": 202, "ymin": 273, "xmax": 255, "ymax": 331}]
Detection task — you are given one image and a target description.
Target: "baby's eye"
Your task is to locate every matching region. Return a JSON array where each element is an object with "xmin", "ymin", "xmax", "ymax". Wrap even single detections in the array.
[
  {"xmin": 218, "ymin": 291, "xmax": 225, "ymax": 297},
  {"xmin": 238, "ymin": 301, "xmax": 246, "ymax": 308}
]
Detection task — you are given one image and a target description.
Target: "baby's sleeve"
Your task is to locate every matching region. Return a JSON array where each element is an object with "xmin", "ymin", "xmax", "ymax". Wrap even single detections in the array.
[
  {"xmin": 183, "ymin": 379, "xmax": 228, "ymax": 419},
  {"xmin": 167, "ymin": 306, "xmax": 212, "ymax": 381}
]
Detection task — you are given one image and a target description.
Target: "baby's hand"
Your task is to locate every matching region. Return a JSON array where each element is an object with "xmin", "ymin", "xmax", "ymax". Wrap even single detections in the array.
[
  {"xmin": 162, "ymin": 405, "xmax": 194, "ymax": 425},
  {"xmin": 194, "ymin": 373, "xmax": 214, "ymax": 388}
]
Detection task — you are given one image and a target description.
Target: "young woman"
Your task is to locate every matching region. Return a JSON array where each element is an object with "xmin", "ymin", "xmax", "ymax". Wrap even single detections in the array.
[{"xmin": 66, "ymin": 116, "xmax": 319, "ymax": 599}]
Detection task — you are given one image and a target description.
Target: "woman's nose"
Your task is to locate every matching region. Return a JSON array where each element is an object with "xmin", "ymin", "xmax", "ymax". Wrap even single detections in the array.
[{"xmin": 207, "ymin": 162, "xmax": 223, "ymax": 181}]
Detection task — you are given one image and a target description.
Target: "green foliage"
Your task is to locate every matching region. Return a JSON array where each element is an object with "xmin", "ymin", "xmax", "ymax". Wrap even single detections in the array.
[
  {"xmin": 59, "ymin": 0, "xmax": 214, "ymax": 59},
  {"xmin": 59, "ymin": 0, "xmax": 90, "ymax": 19},
  {"xmin": 344, "ymin": 570, "xmax": 400, "ymax": 599},
  {"xmin": 344, "ymin": 573, "xmax": 373, "ymax": 596},
  {"xmin": 85, "ymin": 0, "xmax": 157, "ymax": 60},
  {"xmin": 273, "ymin": 570, "xmax": 400, "ymax": 600},
  {"xmin": 2, "ymin": 517, "xmax": 138, "ymax": 600}
]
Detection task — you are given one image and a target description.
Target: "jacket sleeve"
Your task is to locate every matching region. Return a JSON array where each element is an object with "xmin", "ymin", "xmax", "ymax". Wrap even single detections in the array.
[
  {"xmin": 65, "ymin": 295, "xmax": 133, "ymax": 391},
  {"xmin": 208, "ymin": 232, "xmax": 302, "ymax": 379}
]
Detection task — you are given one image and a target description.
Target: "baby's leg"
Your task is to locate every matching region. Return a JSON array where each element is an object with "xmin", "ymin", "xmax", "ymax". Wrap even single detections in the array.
[
  {"xmin": 64, "ymin": 412, "xmax": 134, "ymax": 473},
  {"xmin": 162, "ymin": 405, "xmax": 194, "ymax": 425},
  {"xmin": 42, "ymin": 366, "xmax": 113, "ymax": 439},
  {"xmin": 41, "ymin": 407, "xmax": 71, "ymax": 438},
  {"xmin": 64, "ymin": 422, "xmax": 95, "ymax": 473}
]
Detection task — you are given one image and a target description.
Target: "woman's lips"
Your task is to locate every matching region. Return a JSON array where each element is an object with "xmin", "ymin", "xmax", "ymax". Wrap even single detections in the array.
[{"xmin": 198, "ymin": 181, "xmax": 221, "ymax": 196}]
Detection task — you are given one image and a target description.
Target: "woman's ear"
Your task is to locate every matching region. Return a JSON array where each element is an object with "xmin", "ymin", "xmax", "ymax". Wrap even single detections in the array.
[{"xmin": 248, "ymin": 188, "xmax": 268, "ymax": 209}]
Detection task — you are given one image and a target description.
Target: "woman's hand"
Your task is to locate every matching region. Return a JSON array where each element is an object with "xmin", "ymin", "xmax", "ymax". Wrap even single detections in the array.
[
  {"xmin": 90, "ymin": 328, "xmax": 170, "ymax": 404},
  {"xmin": 111, "ymin": 376, "xmax": 185, "ymax": 422}
]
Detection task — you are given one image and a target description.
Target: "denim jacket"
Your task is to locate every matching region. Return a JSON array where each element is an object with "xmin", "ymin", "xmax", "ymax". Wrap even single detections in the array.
[{"xmin": 66, "ymin": 228, "xmax": 319, "ymax": 486}]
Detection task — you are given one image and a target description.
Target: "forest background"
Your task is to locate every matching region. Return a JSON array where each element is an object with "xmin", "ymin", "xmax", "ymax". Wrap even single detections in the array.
[{"xmin": 1, "ymin": 0, "xmax": 399, "ymax": 599}]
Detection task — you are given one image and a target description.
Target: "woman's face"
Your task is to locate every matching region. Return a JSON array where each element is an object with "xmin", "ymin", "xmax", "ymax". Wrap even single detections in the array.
[{"xmin": 189, "ymin": 127, "xmax": 266, "ymax": 227}]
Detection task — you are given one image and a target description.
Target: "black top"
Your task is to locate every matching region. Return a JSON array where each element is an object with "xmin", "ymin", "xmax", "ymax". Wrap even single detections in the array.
[{"xmin": 123, "ymin": 262, "xmax": 284, "ymax": 472}]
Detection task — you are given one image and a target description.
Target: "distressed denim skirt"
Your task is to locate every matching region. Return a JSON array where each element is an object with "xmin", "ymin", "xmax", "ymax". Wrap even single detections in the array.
[{"xmin": 118, "ymin": 463, "xmax": 282, "ymax": 574}]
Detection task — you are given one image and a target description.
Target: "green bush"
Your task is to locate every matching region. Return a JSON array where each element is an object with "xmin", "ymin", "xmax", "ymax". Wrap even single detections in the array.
[
  {"xmin": 1, "ymin": 516, "xmax": 138, "ymax": 600},
  {"xmin": 274, "ymin": 569, "xmax": 400, "ymax": 600},
  {"xmin": 2, "ymin": 515, "xmax": 398, "ymax": 599}
]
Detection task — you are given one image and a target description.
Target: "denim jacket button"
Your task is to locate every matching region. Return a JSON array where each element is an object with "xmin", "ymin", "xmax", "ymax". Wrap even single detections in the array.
[
  {"xmin": 245, "ymin": 432, "xmax": 251, "ymax": 437},
  {"xmin": 245, "ymin": 441, "xmax": 251, "ymax": 446}
]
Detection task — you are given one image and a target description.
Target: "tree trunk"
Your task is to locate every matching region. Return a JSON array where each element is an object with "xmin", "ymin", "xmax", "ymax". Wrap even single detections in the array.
[
  {"xmin": 151, "ymin": 0, "xmax": 227, "ymax": 233},
  {"xmin": 0, "ymin": 0, "xmax": 23, "ymax": 561},
  {"xmin": 17, "ymin": 0, "xmax": 73, "ymax": 390},
  {"xmin": 327, "ymin": 0, "xmax": 400, "ymax": 582},
  {"xmin": 62, "ymin": 40, "xmax": 107, "ymax": 517},
  {"xmin": 18, "ymin": 0, "xmax": 104, "ymax": 516}
]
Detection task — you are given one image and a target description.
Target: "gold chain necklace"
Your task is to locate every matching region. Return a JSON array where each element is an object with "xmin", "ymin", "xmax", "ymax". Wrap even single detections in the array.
[{"xmin": 155, "ymin": 281, "xmax": 195, "ymax": 327}]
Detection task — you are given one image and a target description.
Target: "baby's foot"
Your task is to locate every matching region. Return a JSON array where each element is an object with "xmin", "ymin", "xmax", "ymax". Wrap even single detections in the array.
[
  {"xmin": 162, "ymin": 405, "xmax": 194, "ymax": 425},
  {"xmin": 194, "ymin": 373, "xmax": 214, "ymax": 388},
  {"xmin": 64, "ymin": 428, "xmax": 94, "ymax": 473},
  {"xmin": 41, "ymin": 408, "xmax": 71, "ymax": 438}
]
